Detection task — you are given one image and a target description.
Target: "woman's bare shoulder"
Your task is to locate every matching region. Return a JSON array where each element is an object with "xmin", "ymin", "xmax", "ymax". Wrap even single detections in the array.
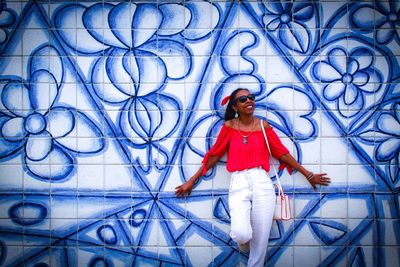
[
  {"xmin": 260, "ymin": 118, "xmax": 272, "ymax": 129},
  {"xmin": 224, "ymin": 119, "xmax": 235, "ymax": 129}
]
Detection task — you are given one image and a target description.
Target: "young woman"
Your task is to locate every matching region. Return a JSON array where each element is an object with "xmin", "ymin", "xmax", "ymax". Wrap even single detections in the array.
[{"xmin": 175, "ymin": 88, "xmax": 330, "ymax": 267}]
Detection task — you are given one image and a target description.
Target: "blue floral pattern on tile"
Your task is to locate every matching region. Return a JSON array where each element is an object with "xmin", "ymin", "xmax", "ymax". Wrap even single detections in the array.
[
  {"xmin": 360, "ymin": 102, "xmax": 400, "ymax": 184},
  {"xmin": 0, "ymin": 1, "xmax": 398, "ymax": 267},
  {"xmin": 263, "ymin": 2, "xmax": 315, "ymax": 53},
  {"xmin": 0, "ymin": 45, "xmax": 104, "ymax": 181},
  {"xmin": 0, "ymin": 2, "xmax": 16, "ymax": 45},
  {"xmin": 351, "ymin": 1, "xmax": 400, "ymax": 44},
  {"xmin": 312, "ymin": 47, "xmax": 382, "ymax": 117}
]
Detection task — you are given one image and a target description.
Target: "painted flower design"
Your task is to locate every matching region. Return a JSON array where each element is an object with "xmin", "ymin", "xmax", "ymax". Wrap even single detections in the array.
[
  {"xmin": 374, "ymin": 104, "xmax": 400, "ymax": 184},
  {"xmin": 0, "ymin": 46, "xmax": 104, "ymax": 181},
  {"xmin": 262, "ymin": 2, "xmax": 314, "ymax": 53},
  {"xmin": 0, "ymin": 3, "xmax": 16, "ymax": 44},
  {"xmin": 360, "ymin": 103, "xmax": 400, "ymax": 184},
  {"xmin": 351, "ymin": 1, "xmax": 400, "ymax": 44},
  {"xmin": 375, "ymin": 106, "xmax": 400, "ymax": 163},
  {"xmin": 312, "ymin": 47, "xmax": 382, "ymax": 117},
  {"xmin": 54, "ymin": 2, "xmax": 219, "ymax": 172}
]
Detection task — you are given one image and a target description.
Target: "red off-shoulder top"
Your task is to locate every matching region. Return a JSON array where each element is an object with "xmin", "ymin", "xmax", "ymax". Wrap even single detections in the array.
[{"xmin": 201, "ymin": 123, "xmax": 292, "ymax": 175}]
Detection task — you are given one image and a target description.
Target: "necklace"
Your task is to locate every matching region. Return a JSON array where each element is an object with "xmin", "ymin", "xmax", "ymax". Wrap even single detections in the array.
[{"xmin": 237, "ymin": 117, "xmax": 255, "ymax": 144}]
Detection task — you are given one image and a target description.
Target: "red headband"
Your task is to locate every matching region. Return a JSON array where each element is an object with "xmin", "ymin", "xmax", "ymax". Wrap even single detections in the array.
[{"xmin": 221, "ymin": 95, "xmax": 230, "ymax": 106}]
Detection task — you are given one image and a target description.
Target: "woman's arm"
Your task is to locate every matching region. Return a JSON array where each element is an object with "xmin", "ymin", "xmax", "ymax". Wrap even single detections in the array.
[
  {"xmin": 279, "ymin": 153, "xmax": 331, "ymax": 189},
  {"xmin": 175, "ymin": 155, "xmax": 219, "ymax": 197},
  {"xmin": 176, "ymin": 122, "xmax": 231, "ymax": 197},
  {"xmin": 262, "ymin": 120, "xmax": 330, "ymax": 189}
]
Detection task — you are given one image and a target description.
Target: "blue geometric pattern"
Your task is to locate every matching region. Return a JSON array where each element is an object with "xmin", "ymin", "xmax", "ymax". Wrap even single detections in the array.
[{"xmin": 0, "ymin": 1, "xmax": 399, "ymax": 266}]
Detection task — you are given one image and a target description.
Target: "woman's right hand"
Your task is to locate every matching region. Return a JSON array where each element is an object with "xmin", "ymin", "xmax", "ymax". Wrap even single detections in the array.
[{"xmin": 175, "ymin": 180, "xmax": 195, "ymax": 197}]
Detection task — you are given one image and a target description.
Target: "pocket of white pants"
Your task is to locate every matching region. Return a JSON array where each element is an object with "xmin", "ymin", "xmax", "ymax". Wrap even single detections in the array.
[
  {"xmin": 228, "ymin": 173, "xmax": 239, "ymax": 192},
  {"xmin": 228, "ymin": 175, "xmax": 248, "ymax": 195},
  {"xmin": 256, "ymin": 175, "xmax": 274, "ymax": 192}
]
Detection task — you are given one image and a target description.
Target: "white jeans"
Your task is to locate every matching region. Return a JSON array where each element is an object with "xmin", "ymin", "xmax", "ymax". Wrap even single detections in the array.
[{"xmin": 228, "ymin": 167, "xmax": 276, "ymax": 267}]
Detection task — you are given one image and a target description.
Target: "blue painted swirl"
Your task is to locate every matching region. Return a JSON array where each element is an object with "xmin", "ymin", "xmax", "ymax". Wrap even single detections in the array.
[
  {"xmin": 9, "ymin": 202, "xmax": 47, "ymax": 226},
  {"xmin": 130, "ymin": 209, "xmax": 146, "ymax": 227},
  {"xmin": 97, "ymin": 225, "xmax": 118, "ymax": 245}
]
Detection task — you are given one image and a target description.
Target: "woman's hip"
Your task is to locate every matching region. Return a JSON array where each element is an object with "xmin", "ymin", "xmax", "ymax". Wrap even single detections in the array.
[{"xmin": 228, "ymin": 167, "xmax": 274, "ymax": 198}]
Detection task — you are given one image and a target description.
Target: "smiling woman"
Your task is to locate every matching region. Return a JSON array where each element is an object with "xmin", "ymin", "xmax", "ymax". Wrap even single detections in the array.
[{"xmin": 175, "ymin": 88, "xmax": 331, "ymax": 267}]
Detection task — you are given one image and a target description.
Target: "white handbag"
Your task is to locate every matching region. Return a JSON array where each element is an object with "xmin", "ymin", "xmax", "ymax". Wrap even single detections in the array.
[{"xmin": 260, "ymin": 120, "xmax": 291, "ymax": 220}]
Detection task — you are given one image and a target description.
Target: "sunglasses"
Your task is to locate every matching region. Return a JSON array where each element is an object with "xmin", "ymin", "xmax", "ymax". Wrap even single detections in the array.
[{"xmin": 235, "ymin": 94, "xmax": 255, "ymax": 104}]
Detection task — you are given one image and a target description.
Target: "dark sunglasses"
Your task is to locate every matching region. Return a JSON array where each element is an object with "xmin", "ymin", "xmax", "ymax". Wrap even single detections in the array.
[{"xmin": 235, "ymin": 94, "xmax": 255, "ymax": 104}]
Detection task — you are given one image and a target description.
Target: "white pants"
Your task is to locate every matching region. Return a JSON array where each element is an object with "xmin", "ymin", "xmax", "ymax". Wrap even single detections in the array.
[{"xmin": 228, "ymin": 167, "xmax": 276, "ymax": 267}]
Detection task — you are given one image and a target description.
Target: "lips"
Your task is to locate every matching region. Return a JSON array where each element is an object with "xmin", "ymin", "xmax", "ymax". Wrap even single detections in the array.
[
  {"xmin": 243, "ymin": 105, "xmax": 254, "ymax": 112},
  {"xmin": 245, "ymin": 104, "xmax": 254, "ymax": 109}
]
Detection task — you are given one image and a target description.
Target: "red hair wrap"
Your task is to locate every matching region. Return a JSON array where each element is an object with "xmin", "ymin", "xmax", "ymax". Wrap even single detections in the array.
[{"xmin": 221, "ymin": 95, "xmax": 230, "ymax": 106}]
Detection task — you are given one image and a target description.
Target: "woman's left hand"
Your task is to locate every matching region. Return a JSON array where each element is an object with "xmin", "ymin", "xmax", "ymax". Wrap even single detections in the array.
[{"xmin": 309, "ymin": 173, "xmax": 331, "ymax": 190}]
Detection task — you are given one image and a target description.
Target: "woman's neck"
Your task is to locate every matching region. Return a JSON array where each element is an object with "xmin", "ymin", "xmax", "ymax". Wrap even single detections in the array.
[{"xmin": 238, "ymin": 114, "xmax": 254, "ymax": 125}]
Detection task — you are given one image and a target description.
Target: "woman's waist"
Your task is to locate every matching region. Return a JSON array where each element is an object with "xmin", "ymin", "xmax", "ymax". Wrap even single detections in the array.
[
  {"xmin": 226, "ymin": 161, "xmax": 270, "ymax": 173},
  {"xmin": 229, "ymin": 166, "xmax": 272, "ymax": 186}
]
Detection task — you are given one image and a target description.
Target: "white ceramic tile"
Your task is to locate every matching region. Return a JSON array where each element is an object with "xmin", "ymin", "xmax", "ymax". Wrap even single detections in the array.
[
  {"xmin": 185, "ymin": 246, "xmax": 213, "ymax": 267},
  {"xmin": 0, "ymin": 1, "xmax": 398, "ymax": 266},
  {"xmin": 321, "ymin": 195, "xmax": 348, "ymax": 219},
  {"xmin": 294, "ymin": 246, "xmax": 321, "ymax": 267}
]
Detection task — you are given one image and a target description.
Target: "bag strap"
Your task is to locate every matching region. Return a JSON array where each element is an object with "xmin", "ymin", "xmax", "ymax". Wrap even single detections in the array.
[{"xmin": 260, "ymin": 119, "xmax": 285, "ymax": 197}]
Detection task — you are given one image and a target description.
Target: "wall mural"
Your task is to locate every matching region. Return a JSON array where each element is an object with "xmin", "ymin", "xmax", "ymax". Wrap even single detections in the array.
[{"xmin": 0, "ymin": 1, "xmax": 399, "ymax": 266}]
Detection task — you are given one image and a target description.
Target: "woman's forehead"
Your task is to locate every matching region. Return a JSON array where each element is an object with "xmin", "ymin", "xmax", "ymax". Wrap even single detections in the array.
[{"xmin": 236, "ymin": 89, "xmax": 250, "ymax": 97}]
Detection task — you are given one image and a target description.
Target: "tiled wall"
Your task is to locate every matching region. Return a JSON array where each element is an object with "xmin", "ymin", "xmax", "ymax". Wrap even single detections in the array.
[{"xmin": 0, "ymin": 1, "xmax": 399, "ymax": 266}]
